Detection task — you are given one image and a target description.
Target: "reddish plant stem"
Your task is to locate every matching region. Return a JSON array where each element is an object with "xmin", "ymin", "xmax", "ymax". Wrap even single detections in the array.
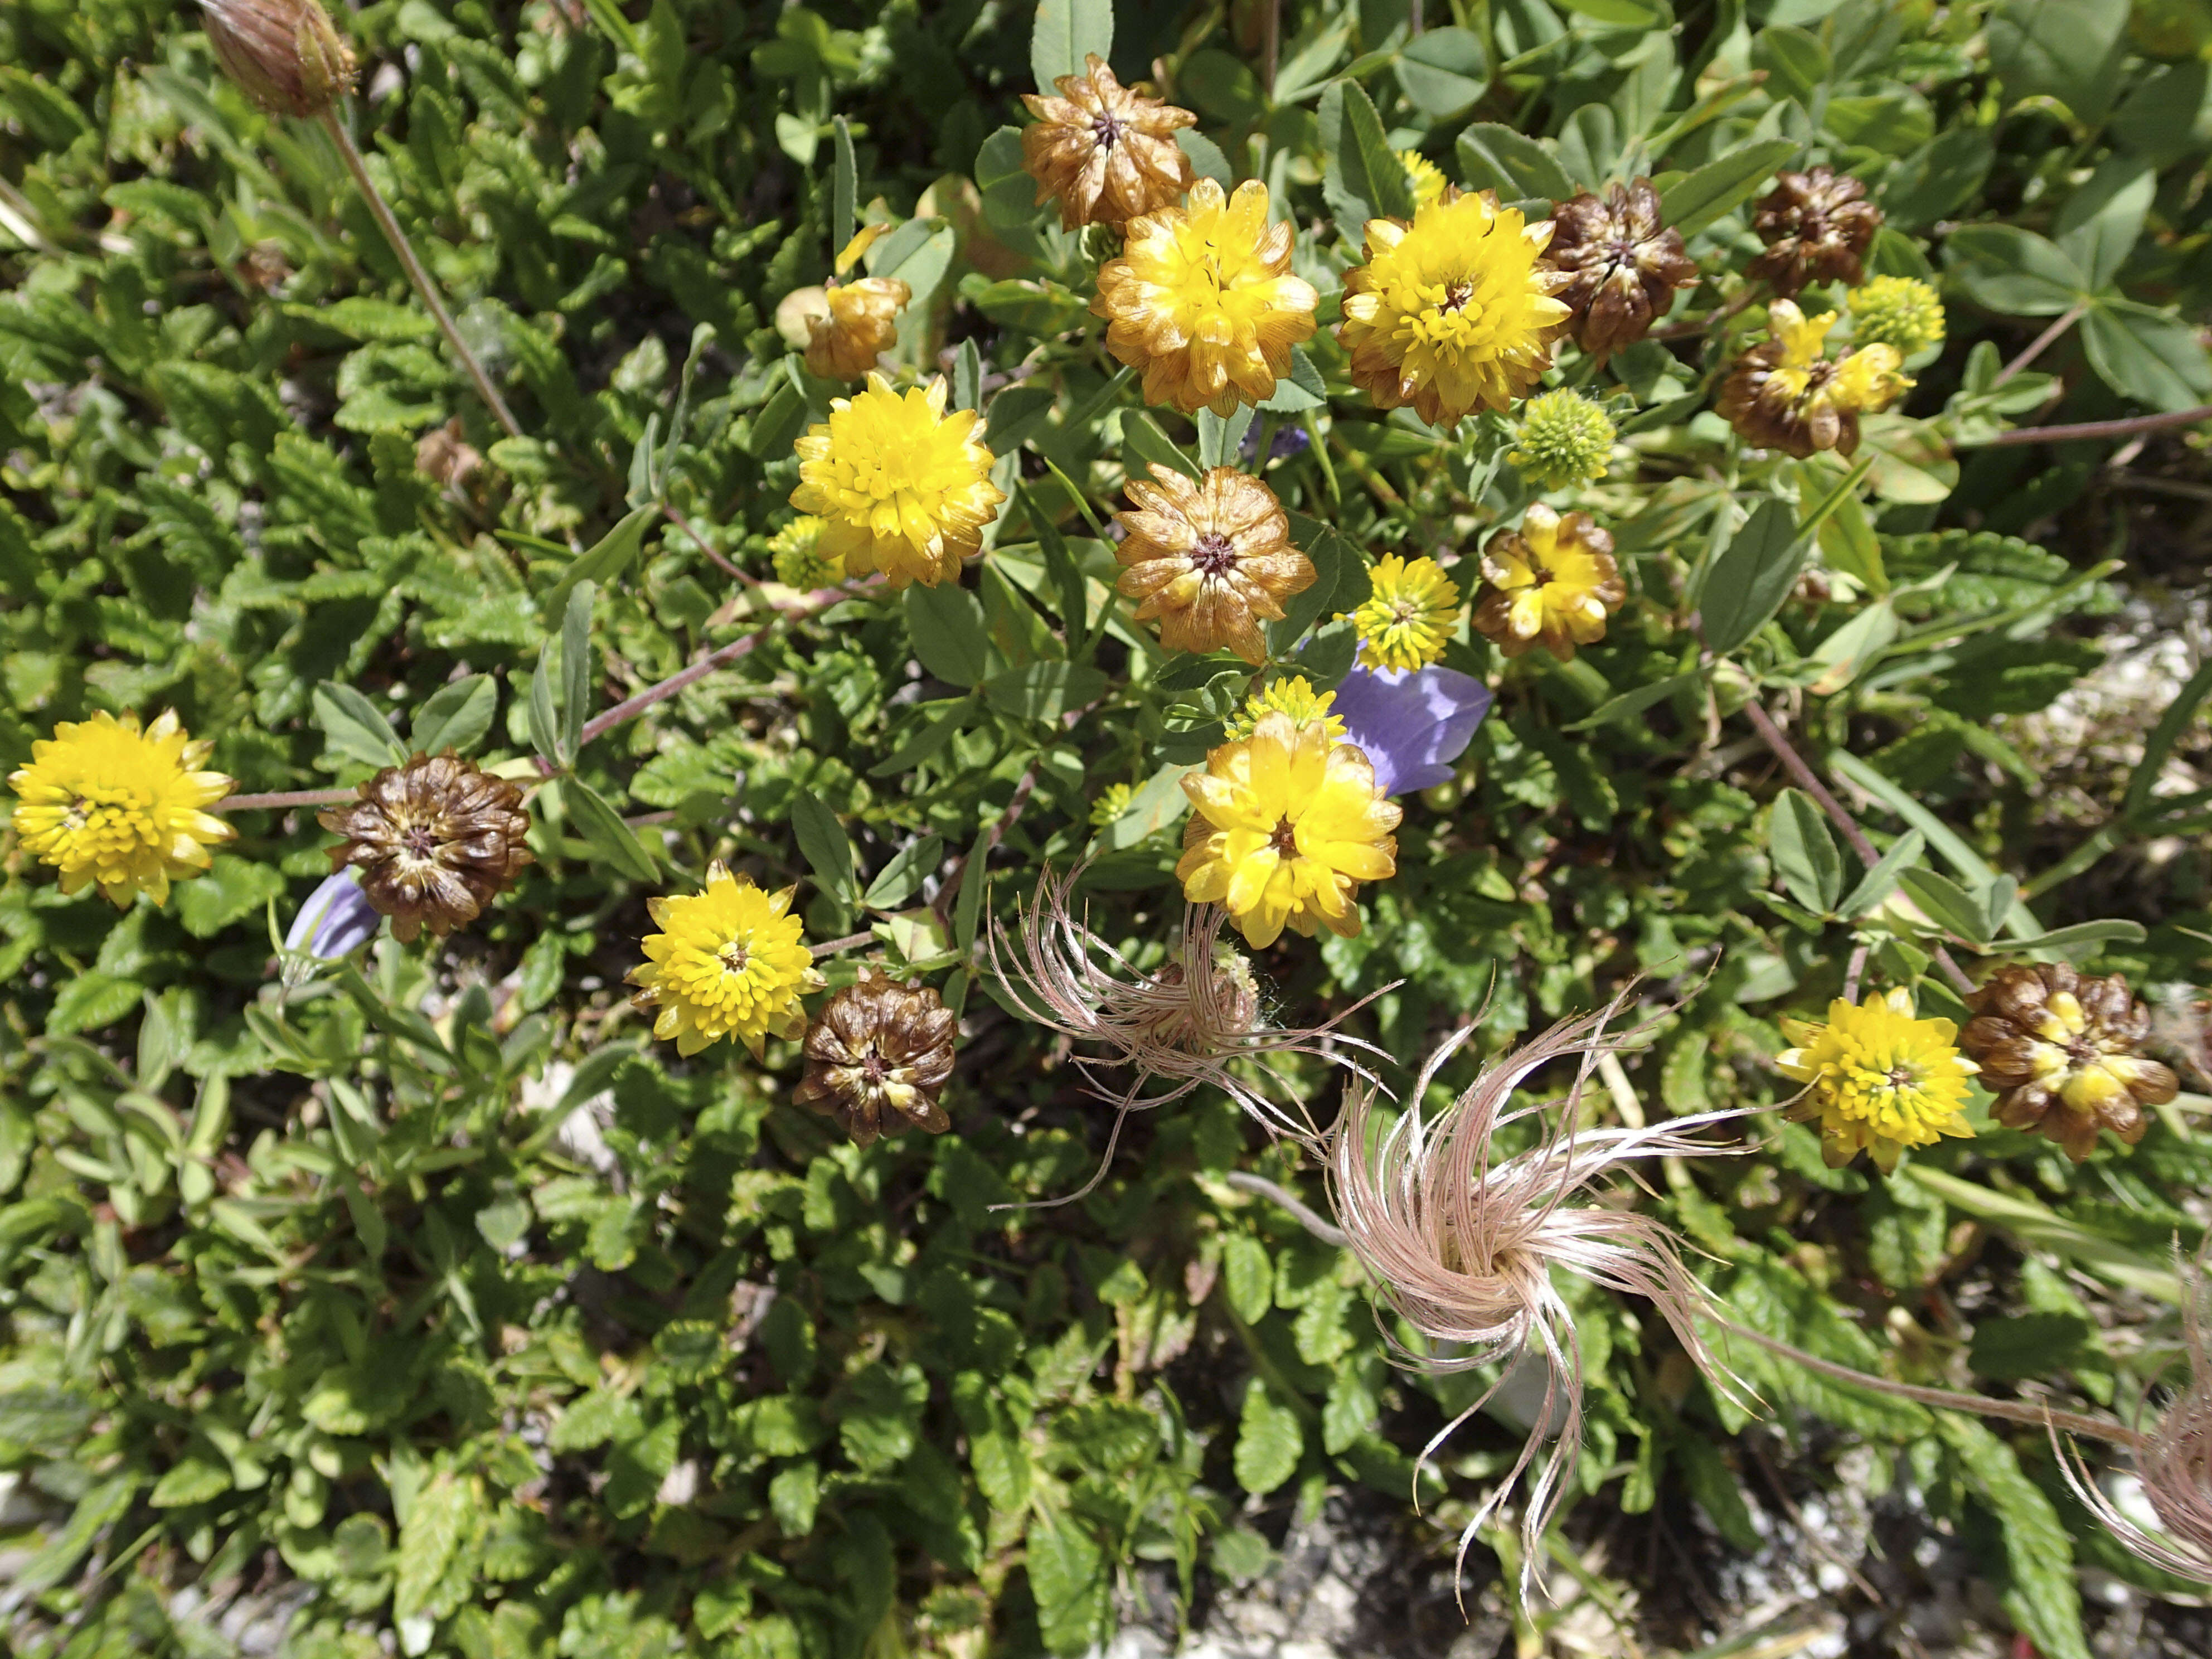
[
  {"xmin": 1740, "ymin": 700, "xmax": 1977, "ymax": 997},
  {"xmin": 220, "ymin": 787, "xmax": 358, "ymax": 812},
  {"xmin": 662, "ymin": 504, "xmax": 751, "ymax": 584},
  {"xmin": 1991, "ymin": 302, "xmax": 2086, "ymax": 389},
  {"xmin": 1987, "ymin": 403, "xmax": 2212, "ymax": 448},
  {"xmin": 809, "ymin": 931, "xmax": 876, "ymax": 959},
  {"xmin": 537, "ymin": 584, "xmax": 855, "ymax": 776},
  {"xmin": 319, "ymin": 110, "xmax": 522, "ymax": 441}
]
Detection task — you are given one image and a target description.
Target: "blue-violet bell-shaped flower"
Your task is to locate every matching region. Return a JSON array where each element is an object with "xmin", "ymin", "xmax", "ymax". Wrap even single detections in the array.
[
  {"xmin": 1331, "ymin": 663, "xmax": 1492, "ymax": 797},
  {"xmin": 281, "ymin": 869, "xmax": 380, "ymax": 982}
]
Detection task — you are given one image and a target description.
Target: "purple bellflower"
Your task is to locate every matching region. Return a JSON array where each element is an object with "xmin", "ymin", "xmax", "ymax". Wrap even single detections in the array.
[
  {"xmin": 280, "ymin": 869, "xmax": 380, "ymax": 983},
  {"xmin": 1331, "ymin": 663, "xmax": 1493, "ymax": 797}
]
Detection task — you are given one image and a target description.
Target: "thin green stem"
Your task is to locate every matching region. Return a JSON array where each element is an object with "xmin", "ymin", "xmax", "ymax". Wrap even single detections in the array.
[{"xmin": 319, "ymin": 108, "xmax": 523, "ymax": 441}]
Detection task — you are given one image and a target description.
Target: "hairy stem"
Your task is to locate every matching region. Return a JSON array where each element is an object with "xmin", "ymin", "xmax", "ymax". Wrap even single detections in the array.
[
  {"xmin": 1741, "ymin": 700, "xmax": 1977, "ymax": 997},
  {"xmin": 320, "ymin": 109, "xmax": 523, "ymax": 441},
  {"xmin": 809, "ymin": 931, "xmax": 876, "ymax": 959},
  {"xmin": 1221, "ymin": 1170, "xmax": 1349, "ymax": 1248},
  {"xmin": 219, "ymin": 786, "xmax": 358, "ymax": 812},
  {"xmin": 1715, "ymin": 1321, "xmax": 2146, "ymax": 1450}
]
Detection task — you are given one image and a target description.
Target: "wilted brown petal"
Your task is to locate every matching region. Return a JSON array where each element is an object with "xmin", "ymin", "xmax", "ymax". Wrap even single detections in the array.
[
  {"xmin": 1113, "ymin": 465, "xmax": 1315, "ymax": 666},
  {"xmin": 1959, "ymin": 962, "xmax": 2178, "ymax": 1163}
]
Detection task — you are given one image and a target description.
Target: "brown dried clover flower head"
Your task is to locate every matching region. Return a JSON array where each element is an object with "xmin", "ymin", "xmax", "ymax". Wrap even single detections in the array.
[
  {"xmin": 792, "ymin": 968, "xmax": 959, "ymax": 1147},
  {"xmin": 804, "ymin": 278, "xmax": 911, "ymax": 381},
  {"xmin": 1113, "ymin": 465, "xmax": 1316, "ymax": 666},
  {"xmin": 1960, "ymin": 962, "xmax": 2180, "ymax": 1162},
  {"xmin": 317, "ymin": 751, "xmax": 533, "ymax": 944},
  {"xmin": 1748, "ymin": 167, "xmax": 1883, "ymax": 297},
  {"xmin": 1540, "ymin": 179, "xmax": 1700, "ymax": 360},
  {"xmin": 1021, "ymin": 53, "xmax": 1196, "ymax": 231},
  {"xmin": 200, "ymin": 0, "xmax": 357, "ymax": 120}
]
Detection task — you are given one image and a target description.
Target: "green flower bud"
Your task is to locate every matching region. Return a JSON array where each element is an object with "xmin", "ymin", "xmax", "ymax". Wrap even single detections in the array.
[
  {"xmin": 769, "ymin": 516, "xmax": 843, "ymax": 590},
  {"xmin": 200, "ymin": 0, "xmax": 357, "ymax": 119},
  {"xmin": 1506, "ymin": 390, "xmax": 1617, "ymax": 491},
  {"xmin": 1089, "ymin": 782, "xmax": 1135, "ymax": 828},
  {"xmin": 1847, "ymin": 276, "xmax": 1946, "ymax": 357}
]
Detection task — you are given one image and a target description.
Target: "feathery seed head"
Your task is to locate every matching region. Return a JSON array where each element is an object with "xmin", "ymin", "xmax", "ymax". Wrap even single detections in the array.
[{"xmin": 1328, "ymin": 993, "xmax": 1750, "ymax": 1601}]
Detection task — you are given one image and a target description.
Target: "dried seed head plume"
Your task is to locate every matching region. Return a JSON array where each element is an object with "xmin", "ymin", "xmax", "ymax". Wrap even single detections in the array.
[
  {"xmin": 2058, "ymin": 1250, "xmax": 2212, "ymax": 1584},
  {"xmin": 986, "ymin": 865, "xmax": 1391, "ymax": 1160},
  {"xmin": 1326, "ymin": 990, "xmax": 1751, "ymax": 1603}
]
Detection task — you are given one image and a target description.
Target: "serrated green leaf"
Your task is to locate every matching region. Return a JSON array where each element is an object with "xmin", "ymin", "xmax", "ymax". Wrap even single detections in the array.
[{"xmin": 1233, "ymin": 1379, "xmax": 1303, "ymax": 1495}]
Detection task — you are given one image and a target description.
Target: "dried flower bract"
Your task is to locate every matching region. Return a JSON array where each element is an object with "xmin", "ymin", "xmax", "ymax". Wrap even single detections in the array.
[
  {"xmin": 1113, "ymin": 465, "xmax": 1314, "ymax": 665},
  {"xmin": 1540, "ymin": 179, "xmax": 1699, "ymax": 360},
  {"xmin": 1961, "ymin": 963, "xmax": 2179, "ymax": 1162},
  {"xmin": 200, "ymin": 0, "xmax": 357, "ymax": 120},
  {"xmin": 1748, "ymin": 167, "xmax": 1882, "ymax": 298}
]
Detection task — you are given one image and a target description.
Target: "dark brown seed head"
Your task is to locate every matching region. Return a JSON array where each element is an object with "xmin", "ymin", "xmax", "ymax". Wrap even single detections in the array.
[
  {"xmin": 1540, "ymin": 179, "xmax": 1700, "ymax": 360},
  {"xmin": 792, "ymin": 968, "xmax": 959, "ymax": 1147},
  {"xmin": 317, "ymin": 751, "xmax": 533, "ymax": 944},
  {"xmin": 1959, "ymin": 962, "xmax": 2179, "ymax": 1162},
  {"xmin": 1747, "ymin": 167, "xmax": 1882, "ymax": 298}
]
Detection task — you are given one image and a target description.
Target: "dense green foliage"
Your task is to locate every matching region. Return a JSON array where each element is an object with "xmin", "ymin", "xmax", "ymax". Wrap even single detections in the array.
[{"xmin": 2, "ymin": 1, "xmax": 2210, "ymax": 1656}]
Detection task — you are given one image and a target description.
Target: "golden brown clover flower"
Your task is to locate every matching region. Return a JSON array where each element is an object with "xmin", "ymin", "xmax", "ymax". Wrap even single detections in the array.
[
  {"xmin": 793, "ymin": 967, "xmax": 959, "ymax": 1147},
  {"xmin": 1716, "ymin": 299, "xmax": 1910, "ymax": 459},
  {"xmin": 1472, "ymin": 504, "xmax": 1626, "ymax": 662},
  {"xmin": 1327, "ymin": 992, "xmax": 1750, "ymax": 1599},
  {"xmin": 1094, "ymin": 179, "xmax": 1318, "ymax": 416},
  {"xmin": 1960, "ymin": 963, "xmax": 2180, "ymax": 1162},
  {"xmin": 1539, "ymin": 178, "xmax": 1700, "ymax": 360},
  {"xmin": 986, "ymin": 866, "xmax": 1387, "ymax": 1149},
  {"xmin": 1113, "ymin": 464, "xmax": 1315, "ymax": 665},
  {"xmin": 199, "ymin": 0, "xmax": 357, "ymax": 119},
  {"xmin": 1748, "ymin": 167, "xmax": 1883, "ymax": 298},
  {"xmin": 804, "ymin": 278, "xmax": 911, "ymax": 381},
  {"xmin": 2058, "ymin": 1250, "xmax": 2212, "ymax": 1586},
  {"xmin": 317, "ymin": 752, "xmax": 533, "ymax": 944},
  {"xmin": 1020, "ymin": 54, "xmax": 1196, "ymax": 230}
]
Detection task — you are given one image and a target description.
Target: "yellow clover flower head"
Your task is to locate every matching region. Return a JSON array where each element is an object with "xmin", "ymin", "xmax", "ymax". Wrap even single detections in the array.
[
  {"xmin": 1089, "ymin": 782, "xmax": 1136, "ymax": 828},
  {"xmin": 769, "ymin": 515, "xmax": 845, "ymax": 590},
  {"xmin": 1093, "ymin": 178, "xmax": 1320, "ymax": 416},
  {"xmin": 7, "ymin": 709, "xmax": 235, "ymax": 907},
  {"xmin": 789, "ymin": 373, "xmax": 1007, "ymax": 589},
  {"xmin": 1176, "ymin": 711, "xmax": 1402, "ymax": 949},
  {"xmin": 1399, "ymin": 149, "xmax": 1448, "ymax": 211},
  {"xmin": 1848, "ymin": 275, "xmax": 1946, "ymax": 356},
  {"xmin": 1337, "ymin": 189, "xmax": 1574, "ymax": 427},
  {"xmin": 1776, "ymin": 987, "xmax": 1978, "ymax": 1173},
  {"xmin": 1224, "ymin": 676, "xmax": 1346, "ymax": 743},
  {"xmin": 1345, "ymin": 554, "xmax": 1462, "ymax": 672},
  {"xmin": 1507, "ymin": 389, "xmax": 1618, "ymax": 491},
  {"xmin": 627, "ymin": 862, "xmax": 825, "ymax": 1059}
]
